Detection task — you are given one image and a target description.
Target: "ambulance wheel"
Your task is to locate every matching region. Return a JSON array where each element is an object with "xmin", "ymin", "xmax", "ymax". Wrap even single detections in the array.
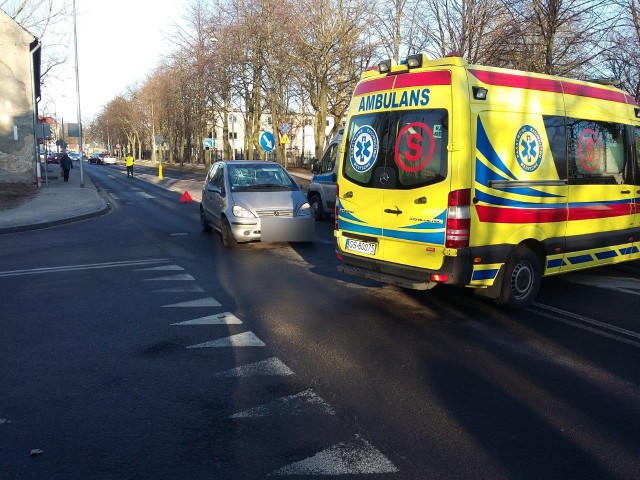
[
  {"xmin": 200, "ymin": 206, "xmax": 212, "ymax": 233},
  {"xmin": 221, "ymin": 217, "xmax": 238, "ymax": 248},
  {"xmin": 309, "ymin": 193, "xmax": 325, "ymax": 220},
  {"xmin": 495, "ymin": 246, "xmax": 541, "ymax": 309}
]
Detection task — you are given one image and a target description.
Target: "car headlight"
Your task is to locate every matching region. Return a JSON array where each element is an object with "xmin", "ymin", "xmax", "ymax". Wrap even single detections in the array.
[
  {"xmin": 232, "ymin": 205, "xmax": 255, "ymax": 218},
  {"xmin": 296, "ymin": 202, "xmax": 311, "ymax": 217}
]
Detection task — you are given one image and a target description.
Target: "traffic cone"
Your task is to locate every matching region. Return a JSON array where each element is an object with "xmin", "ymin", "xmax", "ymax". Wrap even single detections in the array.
[{"xmin": 180, "ymin": 190, "xmax": 193, "ymax": 203}]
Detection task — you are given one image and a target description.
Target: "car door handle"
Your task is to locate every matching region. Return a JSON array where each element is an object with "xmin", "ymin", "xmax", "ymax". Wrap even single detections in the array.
[
  {"xmin": 414, "ymin": 197, "xmax": 427, "ymax": 204},
  {"xmin": 384, "ymin": 208, "xmax": 403, "ymax": 215},
  {"xmin": 621, "ymin": 190, "xmax": 631, "ymax": 194}
]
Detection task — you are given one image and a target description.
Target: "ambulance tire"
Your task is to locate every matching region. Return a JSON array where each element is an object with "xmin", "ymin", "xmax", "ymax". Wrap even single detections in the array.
[
  {"xmin": 495, "ymin": 246, "xmax": 541, "ymax": 309},
  {"xmin": 309, "ymin": 193, "xmax": 325, "ymax": 221}
]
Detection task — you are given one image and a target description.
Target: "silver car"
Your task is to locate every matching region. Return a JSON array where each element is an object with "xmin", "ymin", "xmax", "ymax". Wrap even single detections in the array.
[{"xmin": 200, "ymin": 161, "xmax": 315, "ymax": 247}]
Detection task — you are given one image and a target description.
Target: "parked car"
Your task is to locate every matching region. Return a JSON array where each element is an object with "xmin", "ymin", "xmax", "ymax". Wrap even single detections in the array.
[
  {"xmin": 47, "ymin": 153, "xmax": 63, "ymax": 164},
  {"xmin": 200, "ymin": 161, "xmax": 314, "ymax": 247},
  {"xmin": 102, "ymin": 153, "xmax": 117, "ymax": 165},
  {"xmin": 89, "ymin": 153, "xmax": 104, "ymax": 164},
  {"xmin": 308, "ymin": 128, "xmax": 343, "ymax": 220}
]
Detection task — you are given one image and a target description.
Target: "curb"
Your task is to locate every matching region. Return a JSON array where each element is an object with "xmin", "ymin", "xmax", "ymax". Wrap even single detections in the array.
[{"xmin": 0, "ymin": 202, "xmax": 111, "ymax": 234}]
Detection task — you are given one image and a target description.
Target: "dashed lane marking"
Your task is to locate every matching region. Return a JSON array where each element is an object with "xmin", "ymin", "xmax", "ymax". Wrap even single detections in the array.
[
  {"xmin": 162, "ymin": 297, "xmax": 221, "ymax": 308},
  {"xmin": 153, "ymin": 285, "xmax": 205, "ymax": 293},
  {"xmin": 172, "ymin": 312, "xmax": 242, "ymax": 325},
  {"xmin": 230, "ymin": 389, "xmax": 335, "ymax": 418},
  {"xmin": 144, "ymin": 273, "xmax": 195, "ymax": 281},
  {"xmin": 213, "ymin": 357, "xmax": 294, "ymax": 378},
  {"xmin": 187, "ymin": 331, "xmax": 266, "ymax": 348},
  {"xmin": 136, "ymin": 265, "xmax": 185, "ymax": 271},
  {"xmin": 269, "ymin": 434, "xmax": 398, "ymax": 476}
]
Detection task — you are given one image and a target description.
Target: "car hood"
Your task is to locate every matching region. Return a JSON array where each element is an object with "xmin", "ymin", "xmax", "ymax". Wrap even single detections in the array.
[{"xmin": 231, "ymin": 190, "xmax": 307, "ymax": 214}]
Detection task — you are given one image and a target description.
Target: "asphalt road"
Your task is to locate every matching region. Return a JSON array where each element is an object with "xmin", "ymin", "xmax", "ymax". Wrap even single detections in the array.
[{"xmin": 1, "ymin": 163, "xmax": 639, "ymax": 479}]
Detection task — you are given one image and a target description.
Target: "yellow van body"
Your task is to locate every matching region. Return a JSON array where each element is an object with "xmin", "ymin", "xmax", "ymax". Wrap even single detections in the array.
[{"xmin": 335, "ymin": 55, "xmax": 640, "ymax": 308}]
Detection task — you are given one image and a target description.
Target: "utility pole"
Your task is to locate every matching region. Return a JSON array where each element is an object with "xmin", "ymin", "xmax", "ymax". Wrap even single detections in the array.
[{"xmin": 72, "ymin": 0, "xmax": 84, "ymax": 187}]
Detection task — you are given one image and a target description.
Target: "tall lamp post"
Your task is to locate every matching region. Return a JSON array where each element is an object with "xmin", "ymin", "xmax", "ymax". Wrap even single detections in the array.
[{"xmin": 72, "ymin": 0, "xmax": 84, "ymax": 188}]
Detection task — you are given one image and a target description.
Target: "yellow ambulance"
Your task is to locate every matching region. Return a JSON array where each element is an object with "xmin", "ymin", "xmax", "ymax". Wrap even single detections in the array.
[{"xmin": 335, "ymin": 53, "xmax": 640, "ymax": 308}]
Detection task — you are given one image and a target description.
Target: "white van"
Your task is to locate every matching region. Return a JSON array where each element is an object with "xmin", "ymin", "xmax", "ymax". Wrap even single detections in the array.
[{"xmin": 308, "ymin": 129, "xmax": 343, "ymax": 220}]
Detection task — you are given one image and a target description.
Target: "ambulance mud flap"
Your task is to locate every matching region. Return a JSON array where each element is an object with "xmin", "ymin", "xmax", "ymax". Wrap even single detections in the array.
[{"xmin": 337, "ymin": 264, "xmax": 437, "ymax": 290}]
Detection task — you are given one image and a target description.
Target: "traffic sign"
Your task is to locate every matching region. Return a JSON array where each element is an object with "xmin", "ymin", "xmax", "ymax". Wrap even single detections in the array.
[
  {"xmin": 280, "ymin": 133, "xmax": 290, "ymax": 145},
  {"xmin": 260, "ymin": 131, "xmax": 275, "ymax": 152},
  {"xmin": 281, "ymin": 123, "xmax": 290, "ymax": 134},
  {"xmin": 203, "ymin": 138, "xmax": 215, "ymax": 148}
]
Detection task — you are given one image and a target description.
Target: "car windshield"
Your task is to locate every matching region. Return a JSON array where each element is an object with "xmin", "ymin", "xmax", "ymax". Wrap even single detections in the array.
[{"xmin": 228, "ymin": 164, "xmax": 297, "ymax": 192}]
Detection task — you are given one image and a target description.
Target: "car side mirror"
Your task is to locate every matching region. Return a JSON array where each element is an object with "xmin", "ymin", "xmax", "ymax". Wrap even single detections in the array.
[
  {"xmin": 207, "ymin": 184, "xmax": 220, "ymax": 194},
  {"xmin": 311, "ymin": 161, "xmax": 319, "ymax": 174}
]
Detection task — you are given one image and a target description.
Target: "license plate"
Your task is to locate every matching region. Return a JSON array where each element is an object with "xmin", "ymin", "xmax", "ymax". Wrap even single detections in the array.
[{"xmin": 345, "ymin": 238, "xmax": 377, "ymax": 255}]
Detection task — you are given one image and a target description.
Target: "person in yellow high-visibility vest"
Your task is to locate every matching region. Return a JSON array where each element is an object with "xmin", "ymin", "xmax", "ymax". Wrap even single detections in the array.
[{"xmin": 125, "ymin": 153, "xmax": 134, "ymax": 178}]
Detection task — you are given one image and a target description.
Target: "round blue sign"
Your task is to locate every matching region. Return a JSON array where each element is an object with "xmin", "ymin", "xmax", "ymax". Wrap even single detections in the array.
[
  {"xmin": 349, "ymin": 125, "xmax": 379, "ymax": 173},
  {"xmin": 260, "ymin": 132, "xmax": 275, "ymax": 152},
  {"xmin": 515, "ymin": 125, "xmax": 543, "ymax": 172}
]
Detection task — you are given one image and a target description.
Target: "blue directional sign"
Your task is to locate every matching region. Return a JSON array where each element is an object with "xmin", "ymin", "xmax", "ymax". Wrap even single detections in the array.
[
  {"xmin": 260, "ymin": 131, "xmax": 275, "ymax": 152},
  {"xmin": 203, "ymin": 138, "xmax": 215, "ymax": 148}
]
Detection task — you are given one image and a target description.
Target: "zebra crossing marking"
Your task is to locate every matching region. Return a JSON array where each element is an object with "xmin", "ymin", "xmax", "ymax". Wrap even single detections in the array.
[
  {"xmin": 269, "ymin": 435, "xmax": 398, "ymax": 476},
  {"xmin": 162, "ymin": 297, "xmax": 221, "ymax": 308},
  {"xmin": 172, "ymin": 312, "xmax": 242, "ymax": 325},
  {"xmin": 187, "ymin": 331, "xmax": 265, "ymax": 348},
  {"xmin": 230, "ymin": 389, "xmax": 335, "ymax": 418},
  {"xmin": 213, "ymin": 357, "xmax": 294, "ymax": 378},
  {"xmin": 144, "ymin": 273, "xmax": 195, "ymax": 281},
  {"xmin": 153, "ymin": 285, "xmax": 204, "ymax": 293}
]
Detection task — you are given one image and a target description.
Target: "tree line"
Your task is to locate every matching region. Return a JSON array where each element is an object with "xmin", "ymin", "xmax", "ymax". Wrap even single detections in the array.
[{"xmin": 6, "ymin": 0, "xmax": 640, "ymax": 164}]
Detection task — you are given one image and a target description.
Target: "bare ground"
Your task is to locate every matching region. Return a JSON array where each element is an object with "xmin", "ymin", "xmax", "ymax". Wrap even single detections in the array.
[{"xmin": 0, "ymin": 184, "xmax": 39, "ymax": 211}]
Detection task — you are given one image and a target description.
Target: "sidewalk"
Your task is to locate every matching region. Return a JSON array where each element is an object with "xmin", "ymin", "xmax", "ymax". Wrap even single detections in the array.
[{"xmin": 0, "ymin": 162, "xmax": 109, "ymax": 234}]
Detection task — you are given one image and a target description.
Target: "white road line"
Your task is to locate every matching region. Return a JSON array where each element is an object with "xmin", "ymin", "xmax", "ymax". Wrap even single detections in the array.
[
  {"xmin": 230, "ymin": 389, "xmax": 335, "ymax": 418},
  {"xmin": 172, "ymin": 312, "xmax": 242, "ymax": 325},
  {"xmin": 162, "ymin": 297, "xmax": 221, "ymax": 308},
  {"xmin": 143, "ymin": 273, "xmax": 195, "ymax": 281},
  {"xmin": 136, "ymin": 265, "xmax": 184, "ymax": 271},
  {"xmin": 169, "ymin": 233, "xmax": 189, "ymax": 237},
  {"xmin": 187, "ymin": 331, "xmax": 266, "ymax": 348},
  {"xmin": 213, "ymin": 358, "xmax": 294, "ymax": 378},
  {"xmin": 0, "ymin": 258, "xmax": 169, "ymax": 278},
  {"xmin": 269, "ymin": 435, "xmax": 398, "ymax": 476},
  {"xmin": 530, "ymin": 303, "xmax": 640, "ymax": 348}
]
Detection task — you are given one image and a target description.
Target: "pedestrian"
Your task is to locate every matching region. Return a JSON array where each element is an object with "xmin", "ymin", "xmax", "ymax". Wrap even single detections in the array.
[
  {"xmin": 59, "ymin": 151, "xmax": 73, "ymax": 182},
  {"xmin": 125, "ymin": 153, "xmax": 134, "ymax": 178}
]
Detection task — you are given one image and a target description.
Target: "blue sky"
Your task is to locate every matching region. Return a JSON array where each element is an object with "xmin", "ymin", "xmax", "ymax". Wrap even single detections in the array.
[{"xmin": 42, "ymin": 0, "xmax": 187, "ymax": 122}]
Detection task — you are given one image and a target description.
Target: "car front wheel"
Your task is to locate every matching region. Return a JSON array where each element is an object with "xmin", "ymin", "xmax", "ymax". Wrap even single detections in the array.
[
  {"xmin": 200, "ymin": 206, "xmax": 212, "ymax": 233},
  {"xmin": 221, "ymin": 217, "xmax": 238, "ymax": 248}
]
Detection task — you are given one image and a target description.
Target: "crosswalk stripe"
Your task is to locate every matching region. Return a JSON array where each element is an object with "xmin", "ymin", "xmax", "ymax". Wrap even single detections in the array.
[
  {"xmin": 162, "ymin": 297, "xmax": 221, "ymax": 308},
  {"xmin": 152, "ymin": 285, "xmax": 204, "ymax": 293},
  {"xmin": 230, "ymin": 389, "xmax": 335, "ymax": 418},
  {"xmin": 172, "ymin": 312, "xmax": 242, "ymax": 325},
  {"xmin": 136, "ymin": 265, "xmax": 184, "ymax": 271},
  {"xmin": 144, "ymin": 274, "xmax": 195, "ymax": 281},
  {"xmin": 187, "ymin": 331, "xmax": 265, "ymax": 348},
  {"xmin": 269, "ymin": 435, "xmax": 398, "ymax": 476},
  {"xmin": 214, "ymin": 358, "xmax": 294, "ymax": 378}
]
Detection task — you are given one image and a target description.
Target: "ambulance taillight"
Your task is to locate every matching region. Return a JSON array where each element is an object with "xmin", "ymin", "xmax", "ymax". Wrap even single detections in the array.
[{"xmin": 445, "ymin": 189, "xmax": 471, "ymax": 248}]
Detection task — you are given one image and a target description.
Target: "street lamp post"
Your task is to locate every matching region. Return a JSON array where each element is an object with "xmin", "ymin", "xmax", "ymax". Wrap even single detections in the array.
[{"xmin": 72, "ymin": 0, "xmax": 84, "ymax": 187}]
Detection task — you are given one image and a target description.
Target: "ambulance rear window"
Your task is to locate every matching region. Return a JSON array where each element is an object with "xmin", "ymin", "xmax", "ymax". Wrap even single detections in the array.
[{"xmin": 343, "ymin": 109, "xmax": 448, "ymax": 189}]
